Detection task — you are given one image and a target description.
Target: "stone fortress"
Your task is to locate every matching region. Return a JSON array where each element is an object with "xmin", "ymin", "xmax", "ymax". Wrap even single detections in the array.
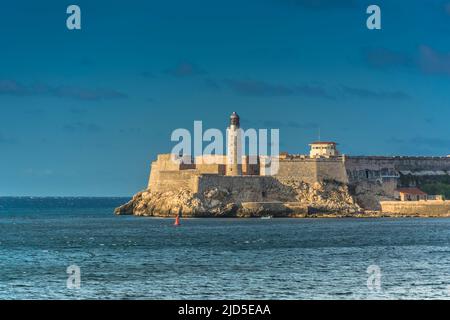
[{"xmin": 116, "ymin": 112, "xmax": 450, "ymax": 217}]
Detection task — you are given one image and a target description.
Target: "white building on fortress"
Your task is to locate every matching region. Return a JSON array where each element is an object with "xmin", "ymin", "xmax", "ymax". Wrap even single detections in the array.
[{"xmin": 309, "ymin": 141, "xmax": 340, "ymax": 158}]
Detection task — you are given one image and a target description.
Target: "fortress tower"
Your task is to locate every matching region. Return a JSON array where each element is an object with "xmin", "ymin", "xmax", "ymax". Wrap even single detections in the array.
[{"xmin": 226, "ymin": 112, "xmax": 243, "ymax": 176}]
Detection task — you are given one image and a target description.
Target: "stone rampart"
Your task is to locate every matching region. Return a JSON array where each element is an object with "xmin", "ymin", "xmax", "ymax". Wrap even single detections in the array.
[
  {"xmin": 275, "ymin": 157, "xmax": 347, "ymax": 184},
  {"xmin": 380, "ymin": 200, "xmax": 450, "ymax": 216},
  {"xmin": 150, "ymin": 170, "xmax": 200, "ymax": 193},
  {"xmin": 347, "ymin": 156, "xmax": 450, "ymax": 172}
]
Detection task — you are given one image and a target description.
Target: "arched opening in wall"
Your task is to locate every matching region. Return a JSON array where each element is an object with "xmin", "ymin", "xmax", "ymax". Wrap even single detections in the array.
[
  {"xmin": 262, "ymin": 191, "xmax": 267, "ymax": 198},
  {"xmin": 365, "ymin": 170, "xmax": 370, "ymax": 179}
]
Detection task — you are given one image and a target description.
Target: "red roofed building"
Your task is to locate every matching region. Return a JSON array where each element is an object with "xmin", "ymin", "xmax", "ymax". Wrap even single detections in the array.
[{"xmin": 395, "ymin": 187, "xmax": 428, "ymax": 201}]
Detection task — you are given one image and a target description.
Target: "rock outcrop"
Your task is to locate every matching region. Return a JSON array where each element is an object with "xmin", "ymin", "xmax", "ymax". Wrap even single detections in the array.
[
  {"xmin": 350, "ymin": 180, "xmax": 396, "ymax": 210},
  {"xmin": 115, "ymin": 180, "xmax": 361, "ymax": 218}
]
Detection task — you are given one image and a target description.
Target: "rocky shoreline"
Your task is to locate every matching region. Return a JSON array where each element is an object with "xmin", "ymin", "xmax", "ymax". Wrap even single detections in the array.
[
  {"xmin": 115, "ymin": 194, "xmax": 450, "ymax": 218},
  {"xmin": 115, "ymin": 180, "xmax": 365, "ymax": 218},
  {"xmin": 114, "ymin": 179, "xmax": 450, "ymax": 218}
]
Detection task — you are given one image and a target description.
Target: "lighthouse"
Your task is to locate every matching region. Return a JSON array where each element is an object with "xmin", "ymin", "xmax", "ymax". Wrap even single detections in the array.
[{"xmin": 226, "ymin": 112, "xmax": 242, "ymax": 176}]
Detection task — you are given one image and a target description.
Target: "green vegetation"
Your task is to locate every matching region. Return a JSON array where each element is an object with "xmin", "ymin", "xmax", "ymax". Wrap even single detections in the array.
[
  {"xmin": 421, "ymin": 183, "xmax": 450, "ymax": 200},
  {"xmin": 399, "ymin": 174, "xmax": 450, "ymax": 200}
]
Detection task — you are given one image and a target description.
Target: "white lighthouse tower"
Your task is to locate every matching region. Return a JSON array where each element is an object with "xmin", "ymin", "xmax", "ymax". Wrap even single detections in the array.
[{"xmin": 226, "ymin": 112, "xmax": 242, "ymax": 176}]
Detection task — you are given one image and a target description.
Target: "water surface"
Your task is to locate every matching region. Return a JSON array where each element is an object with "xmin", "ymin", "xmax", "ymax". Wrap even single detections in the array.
[{"xmin": 1, "ymin": 197, "xmax": 450, "ymax": 299}]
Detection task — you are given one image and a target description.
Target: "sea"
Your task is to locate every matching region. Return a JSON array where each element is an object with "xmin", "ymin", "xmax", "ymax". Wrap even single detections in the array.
[{"xmin": 1, "ymin": 196, "xmax": 450, "ymax": 300}]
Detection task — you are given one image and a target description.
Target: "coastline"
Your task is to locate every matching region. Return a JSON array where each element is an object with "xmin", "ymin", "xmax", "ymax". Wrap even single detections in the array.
[
  {"xmin": 116, "ymin": 213, "xmax": 450, "ymax": 219},
  {"xmin": 114, "ymin": 200, "xmax": 450, "ymax": 219},
  {"xmin": 114, "ymin": 174, "xmax": 450, "ymax": 217},
  {"xmin": 116, "ymin": 214, "xmax": 450, "ymax": 219}
]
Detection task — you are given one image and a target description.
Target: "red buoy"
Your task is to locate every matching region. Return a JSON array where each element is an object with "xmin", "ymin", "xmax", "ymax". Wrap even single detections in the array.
[{"xmin": 174, "ymin": 215, "xmax": 181, "ymax": 226}]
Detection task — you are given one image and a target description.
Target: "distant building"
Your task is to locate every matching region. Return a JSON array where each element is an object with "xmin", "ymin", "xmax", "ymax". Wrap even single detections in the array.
[
  {"xmin": 395, "ymin": 188, "xmax": 428, "ymax": 201},
  {"xmin": 309, "ymin": 141, "xmax": 339, "ymax": 158}
]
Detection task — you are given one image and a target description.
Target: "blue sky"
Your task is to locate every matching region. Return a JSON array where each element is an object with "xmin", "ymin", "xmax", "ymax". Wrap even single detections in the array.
[{"xmin": 1, "ymin": 0, "xmax": 450, "ymax": 196}]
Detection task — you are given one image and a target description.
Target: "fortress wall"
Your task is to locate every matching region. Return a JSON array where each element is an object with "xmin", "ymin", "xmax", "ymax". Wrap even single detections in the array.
[
  {"xmin": 197, "ymin": 175, "xmax": 270, "ymax": 196},
  {"xmin": 380, "ymin": 200, "xmax": 450, "ymax": 216},
  {"xmin": 155, "ymin": 154, "xmax": 181, "ymax": 171},
  {"xmin": 150, "ymin": 170, "xmax": 200, "ymax": 193},
  {"xmin": 155, "ymin": 154, "xmax": 195, "ymax": 171},
  {"xmin": 275, "ymin": 158, "xmax": 347, "ymax": 184},
  {"xmin": 315, "ymin": 159, "xmax": 348, "ymax": 184},
  {"xmin": 345, "ymin": 156, "xmax": 450, "ymax": 186},
  {"xmin": 390, "ymin": 157, "xmax": 450, "ymax": 171},
  {"xmin": 195, "ymin": 164, "xmax": 226, "ymax": 175},
  {"xmin": 345, "ymin": 157, "xmax": 396, "ymax": 171},
  {"xmin": 275, "ymin": 160, "xmax": 317, "ymax": 184},
  {"xmin": 148, "ymin": 154, "xmax": 200, "ymax": 191},
  {"xmin": 345, "ymin": 157, "xmax": 397, "ymax": 183},
  {"xmin": 344, "ymin": 157, "xmax": 400, "ymax": 207},
  {"xmin": 148, "ymin": 162, "xmax": 160, "ymax": 189},
  {"xmin": 347, "ymin": 156, "xmax": 450, "ymax": 172}
]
